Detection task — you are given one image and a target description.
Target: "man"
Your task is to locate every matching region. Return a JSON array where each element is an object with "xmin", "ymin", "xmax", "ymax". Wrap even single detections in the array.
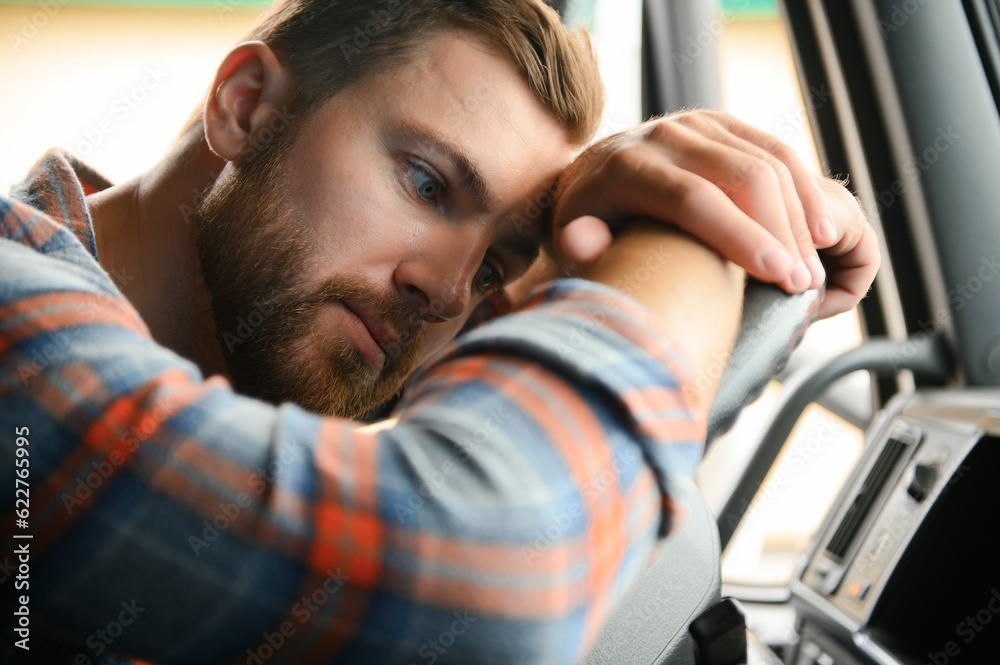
[{"xmin": 0, "ymin": 0, "xmax": 877, "ymax": 663}]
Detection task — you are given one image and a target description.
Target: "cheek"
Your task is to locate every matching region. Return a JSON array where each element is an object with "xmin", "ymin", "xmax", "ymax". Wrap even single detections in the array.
[
  {"xmin": 289, "ymin": 136, "xmax": 411, "ymax": 275},
  {"xmin": 301, "ymin": 182, "xmax": 411, "ymax": 285}
]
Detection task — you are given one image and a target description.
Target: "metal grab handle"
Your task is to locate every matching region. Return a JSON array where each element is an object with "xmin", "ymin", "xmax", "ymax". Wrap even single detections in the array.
[{"xmin": 715, "ymin": 334, "xmax": 952, "ymax": 551}]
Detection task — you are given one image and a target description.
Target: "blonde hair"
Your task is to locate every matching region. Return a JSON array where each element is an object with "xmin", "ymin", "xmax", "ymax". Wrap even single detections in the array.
[{"xmin": 246, "ymin": 0, "xmax": 605, "ymax": 144}]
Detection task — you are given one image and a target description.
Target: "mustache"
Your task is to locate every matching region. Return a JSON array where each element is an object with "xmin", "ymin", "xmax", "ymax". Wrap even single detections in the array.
[
  {"xmin": 194, "ymin": 147, "xmax": 426, "ymax": 417},
  {"xmin": 303, "ymin": 277, "xmax": 427, "ymax": 358}
]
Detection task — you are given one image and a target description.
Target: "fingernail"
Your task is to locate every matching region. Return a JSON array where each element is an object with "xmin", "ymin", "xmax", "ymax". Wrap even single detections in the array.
[
  {"xmin": 818, "ymin": 216, "xmax": 836, "ymax": 244},
  {"xmin": 791, "ymin": 261, "xmax": 811, "ymax": 291},
  {"xmin": 807, "ymin": 255, "xmax": 826, "ymax": 287},
  {"xmin": 760, "ymin": 248, "xmax": 794, "ymax": 277}
]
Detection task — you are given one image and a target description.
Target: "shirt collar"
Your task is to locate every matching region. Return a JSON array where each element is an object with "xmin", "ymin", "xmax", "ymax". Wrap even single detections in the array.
[{"xmin": 9, "ymin": 149, "xmax": 113, "ymax": 260}]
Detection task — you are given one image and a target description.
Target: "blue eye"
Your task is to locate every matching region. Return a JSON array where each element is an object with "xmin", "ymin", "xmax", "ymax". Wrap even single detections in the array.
[
  {"xmin": 406, "ymin": 162, "xmax": 443, "ymax": 205},
  {"xmin": 474, "ymin": 262, "xmax": 504, "ymax": 293}
]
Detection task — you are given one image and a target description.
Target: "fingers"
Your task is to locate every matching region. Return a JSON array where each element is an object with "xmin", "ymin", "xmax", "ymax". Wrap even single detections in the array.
[
  {"xmin": 554, "ymin": 133, "xmax": 799, "ymax": 285},
  {"xmin": 658, "ymin": 115, "xmax": 819, "ymax": 291},
  {"xmin": 813, "ymin": 182, "xmax": 881, "ymax": 318},
  {"xmin": 817, "ymin": 224, "xmax": 880, "ymax": 318},
  {"xmin": 702, "ymin": 111, "xmax": 837, "ymax": 249},
  {"xmin": 551, "ymin": 110, "xmax": 879, "ymax": 306}
]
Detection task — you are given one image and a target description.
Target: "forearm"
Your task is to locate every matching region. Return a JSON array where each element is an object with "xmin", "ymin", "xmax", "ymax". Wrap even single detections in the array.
[{"xmin": 581, "ymin": 220, "xmax": 745, "ymax": 415}]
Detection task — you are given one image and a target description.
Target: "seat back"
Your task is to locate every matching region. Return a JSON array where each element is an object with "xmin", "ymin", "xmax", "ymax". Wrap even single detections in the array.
[{"xmin": 585, "ymin": 474, "xmax": 721, "ymax": 665}]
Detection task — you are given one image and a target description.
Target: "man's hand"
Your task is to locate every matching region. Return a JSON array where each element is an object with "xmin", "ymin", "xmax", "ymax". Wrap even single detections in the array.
[
  {"xmin": 812, "ymin": 175, "xmax": 880, "ymax": 318},
  {"xmin": 551, "ymin": 110, "xmax": 880, "ymax": 318}
]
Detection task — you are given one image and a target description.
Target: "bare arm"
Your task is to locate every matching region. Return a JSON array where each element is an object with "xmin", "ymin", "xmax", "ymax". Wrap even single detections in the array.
[{"xmin": 579, "ymin": 221, "xmax": 744, "ymax": 416}]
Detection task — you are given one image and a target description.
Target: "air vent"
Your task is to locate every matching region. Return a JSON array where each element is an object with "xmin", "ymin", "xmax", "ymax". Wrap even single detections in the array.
[{"xmin": 826, "ymin": 436, "xmax": 910, "ymax": 561}]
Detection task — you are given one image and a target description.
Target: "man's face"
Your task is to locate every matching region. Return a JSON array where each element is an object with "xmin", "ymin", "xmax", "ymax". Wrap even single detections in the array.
[{"xmin": 197, "ymin": 31, "xmax": 575, "ymax": 418}]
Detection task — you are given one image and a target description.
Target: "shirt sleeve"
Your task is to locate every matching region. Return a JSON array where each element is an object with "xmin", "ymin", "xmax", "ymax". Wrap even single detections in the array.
[{"xmin": 0, "ymin": 197, "xmax": 706, "ymax": 665}]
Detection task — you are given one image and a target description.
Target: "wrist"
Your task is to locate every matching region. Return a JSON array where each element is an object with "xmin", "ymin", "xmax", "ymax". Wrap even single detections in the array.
[{"xmin": 582, "ymin": 220, "xmax": 744, "ymax": 413}]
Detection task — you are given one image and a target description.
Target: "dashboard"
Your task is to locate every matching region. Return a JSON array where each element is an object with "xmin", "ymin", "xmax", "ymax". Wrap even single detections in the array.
[{"xmin": 788, "ymin": 389, "xmax": 1000, "ymax": 664}]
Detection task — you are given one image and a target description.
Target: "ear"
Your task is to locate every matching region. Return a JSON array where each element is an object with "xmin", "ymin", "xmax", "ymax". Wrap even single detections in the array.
[{"xmin": 204, "ymin": 41, "xmax": 294, "ymax": 163}]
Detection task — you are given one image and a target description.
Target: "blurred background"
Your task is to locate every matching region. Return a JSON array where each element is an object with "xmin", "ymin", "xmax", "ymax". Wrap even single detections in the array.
[
  {"xmin": 0, "ymin": 0, "xmax": 866, "ymax": 592},
  {"xmin": 0, "ymin": 0, "xmax": 815, "ymax": 190}
]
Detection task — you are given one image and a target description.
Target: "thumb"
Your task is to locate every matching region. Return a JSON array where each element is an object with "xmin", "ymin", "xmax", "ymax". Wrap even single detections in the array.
[{"xmin": 558, "ymin": 215, "xmax": 614, "ymax": 265}]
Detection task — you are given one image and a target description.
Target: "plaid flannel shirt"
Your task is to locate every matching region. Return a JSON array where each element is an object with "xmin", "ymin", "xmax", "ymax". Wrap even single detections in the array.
[{"xmin": 0, "ymin": 151, "xmax": 706, "ymax": 664}]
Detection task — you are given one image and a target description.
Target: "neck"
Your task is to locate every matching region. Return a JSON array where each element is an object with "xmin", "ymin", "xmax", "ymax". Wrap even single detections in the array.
[{"xmin": 87, "ymin": 124, "xmax": 231, "ymax": 380}]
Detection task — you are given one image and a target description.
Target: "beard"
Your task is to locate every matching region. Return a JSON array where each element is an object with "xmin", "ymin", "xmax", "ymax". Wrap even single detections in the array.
[{"xmin": 195, "ymin": 141, "xmax": 424, "ymax": 419}]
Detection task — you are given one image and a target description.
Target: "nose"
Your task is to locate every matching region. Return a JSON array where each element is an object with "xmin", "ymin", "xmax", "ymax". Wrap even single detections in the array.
[{"xmin": 393, "ymin": 228, "xmax": 484, "ymax": 322}]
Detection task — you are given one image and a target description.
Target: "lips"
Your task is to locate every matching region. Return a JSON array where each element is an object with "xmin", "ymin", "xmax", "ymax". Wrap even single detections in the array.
[{"xmin": 342, "ymin": 301, "xmax": 401, "ymax": 371}]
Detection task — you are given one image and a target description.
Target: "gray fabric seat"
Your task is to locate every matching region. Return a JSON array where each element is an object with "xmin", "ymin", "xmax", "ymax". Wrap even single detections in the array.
[{"xmin": 585, "ymin": 474, "xmax": 720, "ymax": 665}]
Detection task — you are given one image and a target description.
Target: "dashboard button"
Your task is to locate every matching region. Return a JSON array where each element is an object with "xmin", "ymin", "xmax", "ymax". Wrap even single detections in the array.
[{"xmin": 907, "ymin": 462, "xmax": 937, "ymax": 502}]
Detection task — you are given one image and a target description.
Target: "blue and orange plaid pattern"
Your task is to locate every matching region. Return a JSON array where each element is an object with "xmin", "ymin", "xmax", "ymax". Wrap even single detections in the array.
[{"xmin": 1, "ymin": 151, "xmax": 705, "ymax": 664}]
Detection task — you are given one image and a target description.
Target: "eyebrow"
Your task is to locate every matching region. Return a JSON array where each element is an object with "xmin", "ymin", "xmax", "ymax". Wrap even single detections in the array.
[
  {"xmin": 387, "ymin": 120, "xmax": 546, "ymax": 273},
  {"xmin": 389, "ymin": 120, "xmax": 497, "ymax": 214}
]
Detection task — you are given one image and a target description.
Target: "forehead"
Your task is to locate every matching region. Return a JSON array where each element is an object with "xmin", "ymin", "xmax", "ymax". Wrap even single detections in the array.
[{"xmin": 340, "ymin": 30, "xmax": 575, "ymax": 206}]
